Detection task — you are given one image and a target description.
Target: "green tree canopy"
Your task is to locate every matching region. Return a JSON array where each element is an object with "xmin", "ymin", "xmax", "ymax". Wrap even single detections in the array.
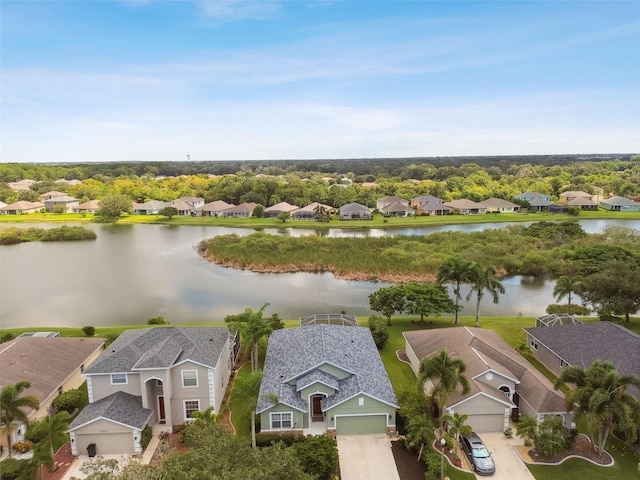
[
  {"xmin": 225, "ymin": 304, "xmax": 274, "ymax": 371},
  {"xmin": 158, "ymin": 206, "xmax": 178, "ymax": 219},
  {"xmin": 95, "ymin": 194, "xmax": 132, "ymax": 221},
  {"xmin": 368, "ymin": 285, "xmax": 406, "ymax": 326},
  {"xmin": 403, "ymin": 282, "xmax": 457, "ymax": 323},
  {"xmin": 580, "ymin": 261, "xmax": 640, "ymax": 321}
]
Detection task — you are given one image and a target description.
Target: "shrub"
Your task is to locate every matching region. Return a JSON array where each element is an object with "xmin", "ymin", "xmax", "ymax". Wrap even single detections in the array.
[
  {"xmin": 147, "ymin": 316, "xmax": 167, "ymax": 325},
  {"xmin": 0, "ymin": 332, "xmax": 15, "ymax": 343},
  {"xmin": 104, "ymin": 333, "xmax": 120, "ymax": 346},
  {"xmin": 140, "ymin": 424, "xmax": 153, "ymax": 449},
  {"xmin": 293, "ymin": 435, "xmax": 338, "ymax": 480},
  {"xmin": 82, "ymin": 326, "xmax": 96, "ymax": 337},
  {"xmin": 368, "ymin": 315, "xmax": 389, "ymax": 349},
  {"xmin": 11, "ymin": 440, "xmax": 33, "ymax": 453},
  {"xmin": 545, "ymin": 303, "xmax": 591, "ymax": 315},
  {"xmin": 255, "ymin": 431, "xmax": 304, "ymax": 447},
  {"xmin": 52, "ymin": 388, "xmax": 82, "ymax": 413}
]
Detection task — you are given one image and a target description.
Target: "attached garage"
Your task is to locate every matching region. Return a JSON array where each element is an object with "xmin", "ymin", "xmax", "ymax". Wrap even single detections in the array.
[
  {"xmin": 68, "ymin": 391, "xmax": 152, "ymax": 456},
  {"xmin": 75, "ymin": 431, "xmax": 133, "ymax": 455},
  {"xmin": 335, "ymin": 415, "xmax": 387, "ymax": 435},
  {"xmin": 465, "ymin": 414, "xmax": 504, "ymax": 433}
]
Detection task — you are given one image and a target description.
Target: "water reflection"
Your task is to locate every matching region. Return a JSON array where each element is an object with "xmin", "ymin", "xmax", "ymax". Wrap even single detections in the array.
[{"xmin": 2, "ymin": 219, "xmax": 637, "ymax": 328}]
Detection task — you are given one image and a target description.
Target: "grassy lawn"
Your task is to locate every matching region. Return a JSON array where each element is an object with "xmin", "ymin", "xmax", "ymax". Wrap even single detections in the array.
[
  {"xmin": 527, "ymin": 435, "xmax": 639, "ymax": 480},
  {"xmin": 2, "ymin": 209, "xmax": 639, "ymax": 228}
]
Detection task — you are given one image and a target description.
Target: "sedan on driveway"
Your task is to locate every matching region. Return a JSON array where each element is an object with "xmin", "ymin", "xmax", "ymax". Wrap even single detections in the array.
[{"xmin": 460, "ymin": 432, "xmax": 495, "ymax": 476}]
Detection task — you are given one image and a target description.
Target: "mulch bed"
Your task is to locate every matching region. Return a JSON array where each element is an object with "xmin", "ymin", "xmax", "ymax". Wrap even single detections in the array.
[
  {"xmin": 518, "ymin": 434, "xmax": 612, "ymax": 465},
  {"xmin": 37, "ymin": 443, "xmax": 75, "ymax": 480},
  {"xmin": 390, "ymin": 440, "xmax": 427, "ymax": 480}
]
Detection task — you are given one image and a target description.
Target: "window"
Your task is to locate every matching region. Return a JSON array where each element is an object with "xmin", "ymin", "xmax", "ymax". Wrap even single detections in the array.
[
  {"xmin": 58, "ymin": 386, "xmax": 63, "ymax": 395},
  {"xmin": 184, "ymin": 400, "xmax": 200, "ymax": 422},
  {"xmin": 111, "ymin": 373, "xmax": 127, "ymax": 385},
  {"xmin": 358, "ymin": 397, "xmax": 365, "ymax": 406},
  {"xmin": 182, "ymin": 370, "xmax": 198, "ymax": 387},
  {"xmin": 156, "ymin": 379, "xmax": 163, "ymax": 387},
  {"xmin": 530, "ymin": 339, "xmax": 538, "ymax": 350},
  {"xmin": 270, "ymin": 412, "xmax": 293, "ymax": 430}
]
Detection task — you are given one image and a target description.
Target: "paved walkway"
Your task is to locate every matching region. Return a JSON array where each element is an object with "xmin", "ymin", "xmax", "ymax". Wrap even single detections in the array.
[
  {"xmin": 478, "ymin": 432, "xmax": 535, "ymax": 480},
  {"xmin": 337, "ymin": 434, "xmax": 400, "ymax": 480}
]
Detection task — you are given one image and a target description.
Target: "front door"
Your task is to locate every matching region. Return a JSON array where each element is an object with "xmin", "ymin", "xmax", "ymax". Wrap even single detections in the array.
[
  {"xmin": 158, "ymin": 396, "xmax": 166, "ymax": 423},
  {"xmin": 312, "ymin": 395, "xmax": 323, "ymax": 421}
]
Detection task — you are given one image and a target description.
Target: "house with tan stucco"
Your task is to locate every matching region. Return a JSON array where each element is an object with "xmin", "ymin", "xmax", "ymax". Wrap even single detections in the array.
[
  {"xmin": 0, "ymin": 335, "xmax": 104, "ymax": 451},
  {"xmin": 68, "ymin": 327, "xmax": 238, "ymax": 456}
]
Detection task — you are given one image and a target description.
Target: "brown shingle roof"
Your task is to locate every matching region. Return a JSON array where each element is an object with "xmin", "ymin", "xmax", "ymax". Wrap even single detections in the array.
[{"xmin": 0, "ymin": 337, "xmax": 104, "ymax": 410}]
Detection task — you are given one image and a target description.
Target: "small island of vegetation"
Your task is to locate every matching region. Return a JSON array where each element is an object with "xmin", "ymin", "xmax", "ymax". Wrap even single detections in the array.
[{"xmin": 0, "ymin": 226, "xmax": 97, "ymax": 245}]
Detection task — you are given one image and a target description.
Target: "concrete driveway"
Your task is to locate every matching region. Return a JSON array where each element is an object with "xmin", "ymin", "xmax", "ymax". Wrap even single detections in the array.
[
  {"xmin": 477, "ymin": 432, "xmax": 535, "ymax": 480},
  {"xmin": 337, "ymin": 434, "xmax": 400, "ymax": 480}
]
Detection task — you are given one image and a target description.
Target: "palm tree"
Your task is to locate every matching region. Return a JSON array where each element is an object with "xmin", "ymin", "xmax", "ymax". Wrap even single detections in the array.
[
  {"xmin": 405, "ymin": 413, "xmax": 433, "ymax": 460},
  {"xmin": 418, "ymin": 349, "xmax": 470, "ymax": 434},
  {"xmin": 536, "ymin": 416, "xmax": 568, "ymax": 457},
  {"xmin": 191, "ymin": 405, "xmax": 224, "ymax": 427},
  {"xmin": 227, "ymin": 304, "xmax": 273, "ymax": 371},
  {"xmin": 437, "ymin": 257, "xmax": 474, "ymax": 325},
  {"xmin": 28, "ymin": 411, "xmax": 70, "ymax": 476},
  {"xmin": 553, "ymin": 275, "xmax": 583, "ymax": 315},
  {"xmin": 232, "ymin": 370, "xmax": 270, "ymax": 449},
  {"xmin": 441, "ymin": 412, "xmax": 472, "ymax": 444},
  {"xmin": 466, "ymin": 264, "xmax": 505, "ymax": 327},
  {"xmin": 0, "ymin": 381, "xmax": 39, "ymax": 458},
  {"xmin": 516, "ymin": 415, "xmax": 539, "ymax": 446},
  {"xmin": 554, "ymin": 360, "xmax": 640, "ymax": 455}
]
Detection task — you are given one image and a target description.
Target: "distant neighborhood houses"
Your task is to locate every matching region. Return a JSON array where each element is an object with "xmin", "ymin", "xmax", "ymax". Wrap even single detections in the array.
[{"xmin": 3, "ymin": 180, "xmax": 640, "ymax": 216}]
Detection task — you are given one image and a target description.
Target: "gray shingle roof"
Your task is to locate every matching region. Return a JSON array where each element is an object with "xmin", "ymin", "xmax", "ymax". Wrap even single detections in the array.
[
  {"xmin": 257, "ymin": 325, "xmax": 398, "ymax": 413},
  {"xmin": 84, "ymin": 327, "xmax": 229, "ymax": 374},
  {"xmin": 68, "ymin": 391, "xmax": 152, "ymax": 431},
  {"xmin": 601, "ymin": 196, "xmax": 640, "ymax": 206},
  {"xmin": 296, "ymin": 369, "xmax": 340, "ymax": 392},
  {"xmin": 339, "ymin": 202, "xmax": 370, "ymax": 213},
  {"xmin": 524, "ymin": 322, "xmax": 640, "ymax": 382}
]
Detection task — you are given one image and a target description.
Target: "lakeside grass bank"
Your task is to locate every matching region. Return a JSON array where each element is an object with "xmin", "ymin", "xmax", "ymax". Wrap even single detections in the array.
[{"xmin": 1, "ymin": 209, "xmax": 639, "ymax": 229}]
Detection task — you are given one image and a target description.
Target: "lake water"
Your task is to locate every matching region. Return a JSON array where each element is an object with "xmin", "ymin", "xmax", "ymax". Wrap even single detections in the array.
[{"xmin": 1, "ymin": 219, "xmax": 638, "ymax": 329}]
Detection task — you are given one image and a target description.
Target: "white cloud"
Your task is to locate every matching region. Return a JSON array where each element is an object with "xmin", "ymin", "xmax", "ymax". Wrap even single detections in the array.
[{"xmin": 196, "ymin": 0, "xmax": 281, "ymax": 22}]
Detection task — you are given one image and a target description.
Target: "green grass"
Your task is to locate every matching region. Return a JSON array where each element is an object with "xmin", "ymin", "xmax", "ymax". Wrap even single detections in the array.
[
  {"xmin": 228, "ymin": 363, "xmax": 253, "ymax": 441},
  {"xmin": 527, "ymin": 435, "xmax": 639, "ymax": 480},
  {"xmin": 1, "ymin": 209, "xmax": 639, "ymax": 228}
]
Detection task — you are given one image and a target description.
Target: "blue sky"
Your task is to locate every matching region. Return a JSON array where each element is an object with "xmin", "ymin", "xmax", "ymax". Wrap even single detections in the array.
[{"xmin": 1, "ymin": 1, "xmax": 639, "ymax": 163}]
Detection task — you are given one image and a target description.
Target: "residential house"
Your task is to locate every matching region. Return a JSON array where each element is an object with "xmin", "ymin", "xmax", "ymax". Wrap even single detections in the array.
[
  {"xmin": 72, "ymin": 200, "xmax": 100, "ymax": 214},
  {"xmin": 44, "ymin": 195, "xmax": 79, "ymax": 213},
  {"xmin": 257, "ymin": 325, "xmax": 398, "ymax": 436},
  {"xmin": 69, "ymin": 327, "xmax": 238, "ymax": 456},
  {"xmin": 55, "ymin": 179, "xmax": 83, "ymax": 186},
  {"xmin": 376, "ymin": 196, "xmax": 409, "ymax": 211},
  {"xmin": 7, "ymin": 179, "xmax": 38, "ymax": 191},
  {"xmin": 558, "ymin": 191, "xmax": 593, "ymax": 204},
  {"xmin": 524, "ymin": 322, "xmax": 640, "ymax": 401},
  {"xmin": 527, "ymin": 197, "xmax": 553, "ymax": 212},
  {"xmin": 132, "ymin": 200, "xmax": 170, "ymax": 215},
  {"xmin": 379, "ymin": 201, "xmax": 415, "ymax": 217},
  {"xmin": 221, "ymin": 202, "xmax": 260, "ymax": 218},
  {"xmin": 39, "ymin": 191, "xmax": 67, "ymax": 201},
  {"xmin": 565, "ymin": 196, "xmax": 598, "ymax": 210},
  {"xmin": 479, "ymin": 198, "xmax": 520, "ymax": 213},
  {"xmin": 0, "ymin": 201, "xmax": 44, "ymax": 214},
  {"xmin": 443, "ymin": 199, "xmax": 487, "ymax": 215},
  {"xmin": 410, "ymin": 195, "xmax": 443, "ymax": 209},
  {"xmin": 0, "ymin": 201, "xmax": 6, "ymax": 210},
  {"xmin": 291, "ymin": 202, "xmax": 333, "ymax": 220},
  {"xmin": 170, "ymin": 200, "xmax": 197, "ymax": 216},
  {"xmin": 339, "ymin": 202, "xmax": 372, "ymax": 220},
  {"xmin": 198, "ymin": 200, "xmax": 236, "ymax": 217},
  {"xmin": 172, "ymin": 197, "xmax": 205, "ymax": 210},
  {"xmin": 600, "ymin": 196, "xmax": 640, "ymax": 211},
  {"xmin": 514, "ymin": 192, "xmax": 551, "ymax": 203},
  {"xmin": 548, "ymin": 203, "xmax": 570, "ymax": 214},
  {"xmin": 404, "ymin": 327, "xmax": 569, "ymax": 432},
  {"xmin": 0, "ymin": 336, "xmax": 104, "ymax": 450},
  {"xmin": 263, "ymin": 202, "xmax": 299, "ymax": 218},
  {"xmin": 417, "ymin": 201, "xmax": 450, "ymax": 216}
]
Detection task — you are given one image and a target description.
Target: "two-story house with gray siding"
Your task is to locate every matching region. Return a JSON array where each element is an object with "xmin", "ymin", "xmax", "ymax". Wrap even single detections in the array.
[{"xmin": 68, "ymin": 327, "xmax": 237, "ymax": 456}]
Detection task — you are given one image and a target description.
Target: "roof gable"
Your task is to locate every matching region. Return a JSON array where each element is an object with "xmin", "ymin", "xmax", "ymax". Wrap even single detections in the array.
[
  {"xmin": 84, "ymin": 327, "xmax": 229, "ymax": 374},
  {"xmin": 68, "ymin": 391, "xmax": 152, "ymax": 431}
]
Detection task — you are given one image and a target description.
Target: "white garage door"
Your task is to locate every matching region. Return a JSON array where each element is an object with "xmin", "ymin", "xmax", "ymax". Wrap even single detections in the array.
[{"xmin": 466, "ymin": 414, "xmax": 503, "ymax": 433}]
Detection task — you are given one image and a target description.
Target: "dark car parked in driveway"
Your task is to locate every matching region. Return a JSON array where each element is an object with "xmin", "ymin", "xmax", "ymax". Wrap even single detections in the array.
[{"xmin": 460, "ymin": 432, "xmax": 495, "ymax": 475}]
